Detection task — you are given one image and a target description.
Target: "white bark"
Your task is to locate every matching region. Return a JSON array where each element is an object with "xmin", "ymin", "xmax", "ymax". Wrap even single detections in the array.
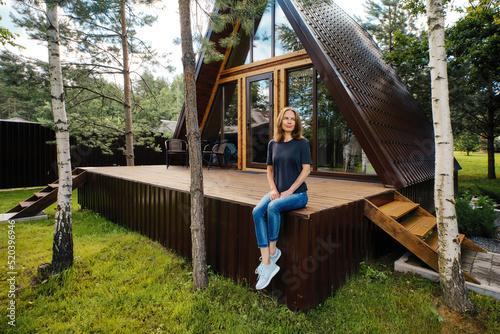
[
  {"xmin": 47, "ymin": 2, "xmax": 73, "ymax": 272},
  {"xmin": 426, "ymin": 0, "xmax": 473, "ymax": 312}
]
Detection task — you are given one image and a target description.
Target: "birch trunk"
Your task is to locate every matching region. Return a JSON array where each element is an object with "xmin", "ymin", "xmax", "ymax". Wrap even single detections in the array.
[
  {"xmin": 426, "ymin": 0, "xmax": 474, "ymax": 312},
  {"xmin": 120, "ymin": 0, "xmax": 135, "ymax": 166},
  {"xmin": 47, "ymin": 2, "xmax": 73, "ymax": 273},
  {"xmin": 178, "ymin": 0, "xmax": 208, "ymax": 290}
]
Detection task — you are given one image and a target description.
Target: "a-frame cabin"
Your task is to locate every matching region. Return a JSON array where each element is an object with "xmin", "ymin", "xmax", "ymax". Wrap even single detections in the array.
[
  {"xmin": 76, "ymin": 0, "xmax": 485, "ymax": 311},
  {"xmin": 174, "ymin": 0, "xmax": 436, "ymax": 200}
]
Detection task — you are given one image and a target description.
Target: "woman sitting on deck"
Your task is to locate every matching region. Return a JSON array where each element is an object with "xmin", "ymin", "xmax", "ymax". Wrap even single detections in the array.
[{"xmin": 252, "ymin": 106, "xmax": 312, "ymax": 290}]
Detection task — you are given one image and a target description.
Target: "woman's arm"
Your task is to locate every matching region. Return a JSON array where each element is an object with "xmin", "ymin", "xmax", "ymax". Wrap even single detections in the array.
[
  {"xmin": 280, "ymin": 164, "xmax": 311, "ymax": 198},
  {"xmin": 267, "ymin": 165, "xmax": 280, "ymax": 200}
]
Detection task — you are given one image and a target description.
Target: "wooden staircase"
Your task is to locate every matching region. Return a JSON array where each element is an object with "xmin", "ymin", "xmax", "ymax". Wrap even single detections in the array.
[
  {"xmin": 6, "ymin": 169, "xmax": 87, "ymax": 220},
  {"xmin": 364, "ymin": 191, "xmax": 486, "ymax": 284}
]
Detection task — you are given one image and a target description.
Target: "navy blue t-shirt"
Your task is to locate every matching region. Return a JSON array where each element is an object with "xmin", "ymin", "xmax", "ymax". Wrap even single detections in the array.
[{"xmin": 266, "ymin": 138, "xmax": 312, "ymax": 194}]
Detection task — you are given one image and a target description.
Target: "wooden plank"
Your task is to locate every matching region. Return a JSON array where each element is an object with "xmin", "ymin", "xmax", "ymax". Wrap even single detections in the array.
[
  {"xmin": 463, "ymin": 271, "xmax": 481, "ymax": 284},
  {"xmin": 425, "ymin": 233, "xmax": 466, "ymax": 253},
  {"xmin": 400, "ymin": 216, "xmax": 436, "ymax": 238},
  {"xmin": 424, "ymin": 229, "xmax": 439, "ymax": 251},
  {"xmin": 378, "ymin": 201, "xmax": 419, "ymax": 220},
  {"xmin": 461, "ymin": 237, "xmax": 487, "ymax": 253}
]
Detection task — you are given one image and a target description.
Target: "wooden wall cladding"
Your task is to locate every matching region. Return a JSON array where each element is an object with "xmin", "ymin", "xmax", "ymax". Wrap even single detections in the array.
[{"xmin": 78, "ymin": 171, "xmax": 380, "ymax": 310}]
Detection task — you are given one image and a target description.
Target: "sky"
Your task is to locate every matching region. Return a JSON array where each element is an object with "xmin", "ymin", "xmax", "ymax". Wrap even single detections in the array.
[{"xmin": 0, "ymin": 0, "xmax": 469, "ymax": 81}]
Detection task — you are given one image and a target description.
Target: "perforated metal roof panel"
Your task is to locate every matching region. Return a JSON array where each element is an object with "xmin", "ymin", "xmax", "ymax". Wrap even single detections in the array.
[{"xmin": 279, "ymin": 0, "xmax": 435, "ymax": 188}]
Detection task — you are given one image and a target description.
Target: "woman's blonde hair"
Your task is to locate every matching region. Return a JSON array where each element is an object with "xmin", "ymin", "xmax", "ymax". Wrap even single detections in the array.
[{"xmin": 274, "ymin": 107, "xmax": 303, "ymax": 143}]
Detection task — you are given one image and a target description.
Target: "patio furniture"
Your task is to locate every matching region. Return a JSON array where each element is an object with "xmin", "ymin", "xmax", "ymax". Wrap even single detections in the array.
[
  {"xmin": 165, "ymin": 139, "xmax": 188, "ymax": 169},
  {"xmin": 202, "ymin": 140, "xmax": 228, "ymax": 170}
]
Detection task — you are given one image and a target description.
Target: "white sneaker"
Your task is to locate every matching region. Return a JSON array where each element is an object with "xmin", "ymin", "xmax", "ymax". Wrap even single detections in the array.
[
  {"xmin": 255, "ymin": 248, "xmax": 281, "ymax": 274},
  {"xmin": 270, "ymin": 247, "xmax": 281, "ymax": 263},
  {"xmin": 255, "ymin": 262, "xmax": 280, "ymax": 290}
]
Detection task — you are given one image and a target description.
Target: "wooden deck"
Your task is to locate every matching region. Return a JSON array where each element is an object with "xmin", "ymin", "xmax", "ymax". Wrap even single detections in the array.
[
  {"xmin": 80, "ymin": 165, "xmax": 389, "ymax": 216},
  {"xmin": 78, "ymin": 165, "xmax": 392, "ymax": 310}
]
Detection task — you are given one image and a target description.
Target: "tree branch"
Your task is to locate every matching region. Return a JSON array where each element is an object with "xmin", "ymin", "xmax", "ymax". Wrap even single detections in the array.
[
  {"xmin": 66, "ymin": 85, "xmax": 125, "ymax": 105},
  {"xmin": 70, "ymin": 114, "xmax": 125, "ymax": 134}
]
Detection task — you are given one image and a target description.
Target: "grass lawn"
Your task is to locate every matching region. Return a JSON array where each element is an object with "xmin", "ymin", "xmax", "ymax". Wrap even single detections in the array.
[
  {"xmin": 1, "ymin": 189, "xmax": 499, "ymax": 333},
  {"xmin": 455, "ymin": 152, "xmax": 500, "ymax": 200}
]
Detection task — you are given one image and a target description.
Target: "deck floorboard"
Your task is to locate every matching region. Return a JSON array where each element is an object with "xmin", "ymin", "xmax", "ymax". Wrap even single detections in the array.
[{"xmin": 82, "ymin": 166, "xmax": 389, "ymax": 216}]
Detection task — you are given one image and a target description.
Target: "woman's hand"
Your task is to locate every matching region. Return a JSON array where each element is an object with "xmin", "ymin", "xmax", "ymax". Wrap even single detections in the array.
[
  {"xmin": 280, "ymin": 189, "xmax": 294, "ymax": 198},
  {"xmin": 270, "ymin": 189, "xmax": 280, "ymax": 201}
]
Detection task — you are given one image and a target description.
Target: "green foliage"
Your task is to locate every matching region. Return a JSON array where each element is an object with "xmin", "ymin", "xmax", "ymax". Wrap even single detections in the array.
[
  {"xmin": 359, "ymin": 261, "xmax": 389, "ymax": 282},
  {"xmin": 455, "ymin": 132, "xmax": 481, "ymax": 155},
  {"xmin": 9, "ymin": 0, "xmax": 176, "ymax": 159},
  {"xmin": 0, "ymin": 0, "xmax": 16, "ymax": 47},
  {"xmin": 1, "ymin": 189, "xmax": 499, "ymax": 333},
  {"xmin": 447, "ymin": 6, "xmax": 500, "ymax": 159},
  {"xmin": 385, "ymin": 30, "xmax": 432, "ymax": 120},
  {"xmin": 357, "ymin": 0, "xmax": 417, "ymax": 53},
  {"xmin": 62, "ymin": 70, "xmax": 183, "ymax": 154},
  {"xmin": 195, "ymin": 0, "xmax": 269, "ymax": 63},
  {"xmin": 0, "ymin": 50, "xmax": 51, "ymax": 121},
  {"xmin": 455, "ymin": 194, "xmax": 498, "ymax": 238}
]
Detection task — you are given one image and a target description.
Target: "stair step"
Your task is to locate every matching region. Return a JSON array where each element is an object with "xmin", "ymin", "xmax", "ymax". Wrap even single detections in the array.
[
  {"xmin": 19, "ymin": 201, "xmax": 35, "ymax": 208},
  {"xmin": 378, "ymin": 201, "xmax": 420, "ymax": 220},
  {"xmin": 34, "ymin": 192, "xmax": 52, "ymax": 198},
  {"xmin": 401, "ymin": 216, "xmax": 436, "ymax": 238},
  {"xmin": 425, "ymin": 230, "xmax": 466, "ymax": 251},
  {"xmin": 425, "ymin": 229, "xmax": 439, "ymax": 251}
]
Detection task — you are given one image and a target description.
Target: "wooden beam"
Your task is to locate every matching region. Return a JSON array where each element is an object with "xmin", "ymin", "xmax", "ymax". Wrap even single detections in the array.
[
  {"xmin": 238, "ymin": 77, "xmax": 243, "ymax": 170},
  {"xmin": 461, "ymin": 238, "xmax": 487, "ymax": 253}
]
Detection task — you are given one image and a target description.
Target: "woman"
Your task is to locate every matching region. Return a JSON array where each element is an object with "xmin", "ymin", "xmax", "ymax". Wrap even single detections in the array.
[{"xmin": 252, "ymin": 106, "xmax": 312, "ymax": 290}]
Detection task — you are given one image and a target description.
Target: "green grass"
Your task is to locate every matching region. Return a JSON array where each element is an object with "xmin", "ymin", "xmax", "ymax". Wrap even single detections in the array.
[
  {"xmin": 455, "ymin": 152, "xmax": 500, "ymax": 200},
  {"xmin": 0, "ymin": 187, "xmax": 44, "ymax": 213},
  {"xmin": 1, "ymin": 189, "xmax": 499, "ymax": 333}
]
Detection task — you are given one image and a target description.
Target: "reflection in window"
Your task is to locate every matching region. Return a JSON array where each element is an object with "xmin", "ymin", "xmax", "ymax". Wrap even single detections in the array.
[
  {"xmin": 252, "ymin": 4, "xmax": 272, "ymax": 62},
  {"xmin": 316, "ymin": 74, "xmax": 375, "ymax": 174},
  {"xmin": 275, "ymin": 1, "xmax": 302, "ymax": 55},
  {"xmin": 202, "ymin": 82, "xmax": 239, "ymax": 164},
  {"xmin": 249, "ymin": 78, "xmax": 271, "ymax": 164},
  {"xmin": 287, "ymin": 68, "xmax": 313, "ymax": 153},
  {"xmin": 226, "ymin": 1, "xmax": 303, "ymax": 69}
]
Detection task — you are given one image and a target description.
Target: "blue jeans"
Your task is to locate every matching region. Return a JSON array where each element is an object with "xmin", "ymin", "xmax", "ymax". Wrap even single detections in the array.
[{"xmin": 252, "ymin": 191, "xmax": 308, "ymax": 248}]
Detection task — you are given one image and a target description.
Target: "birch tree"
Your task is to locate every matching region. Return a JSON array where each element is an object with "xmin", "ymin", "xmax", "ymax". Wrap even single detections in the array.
[
  {"xmin": 426, "ymin": 0, "xmax": 473, "ymax": 312},
  {"xmin": 178, "ymin": 0, "xmax": 208, "ymax": 290},
  {"xmin": 47, "ymin": 0, "xmax": 73, "ymax": 273}
]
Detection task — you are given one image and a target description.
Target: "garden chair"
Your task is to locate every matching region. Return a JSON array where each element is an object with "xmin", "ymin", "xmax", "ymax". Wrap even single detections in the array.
[
  {"xmin": 202, "ymin": 140, "xmax": 228, "ymax": 170},
  {"xmin": 165, "ymin": 139, "xmax": 188, "ymax": 169}
]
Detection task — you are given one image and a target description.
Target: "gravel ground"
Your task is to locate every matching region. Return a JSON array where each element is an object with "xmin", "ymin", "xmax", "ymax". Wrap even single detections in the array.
[{"xmin": 467, "ymin": 215, "xmax": 500, "ymax": 254}]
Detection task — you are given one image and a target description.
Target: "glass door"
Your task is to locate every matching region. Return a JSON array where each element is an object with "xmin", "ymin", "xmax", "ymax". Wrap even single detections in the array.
[{"xmin": 246, "ymin": 72, "xmax": 273, "ymax": 168}]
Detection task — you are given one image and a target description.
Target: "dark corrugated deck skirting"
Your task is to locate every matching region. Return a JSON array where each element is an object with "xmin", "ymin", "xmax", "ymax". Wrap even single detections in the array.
[{"xmin": 78, "ymin": 166, "xmax": 391, "ymax": 310}]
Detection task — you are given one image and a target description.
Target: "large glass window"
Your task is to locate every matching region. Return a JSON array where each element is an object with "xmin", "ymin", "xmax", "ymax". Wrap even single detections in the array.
[
  {"xmin": 275, "ymin": 1, "xmax": 302, "ymax": 55},
  {"xmin": 226, "ymin": 1, "xmax": 303, "ymax": 69},
  {"xmin": 286, "ymin": 67, "xmax": 375, "ymax": 175},
  {"xmin": 316, "ymin": 74, "xmax": 375, "ymax": 174},
  {"xmin": 252, "ymin": 4, "xmax": 272, "ymax": 63},
  {"xmin": 202, "ymin": 82, "xmax": 239, "ymax": 164},
  {"xmin": 248, "ymin": 74, "xmax": 273, "ymax": 165},
  {"xmin": 287, "ymin": 68, "xmax": 313, "ymax": 153}
]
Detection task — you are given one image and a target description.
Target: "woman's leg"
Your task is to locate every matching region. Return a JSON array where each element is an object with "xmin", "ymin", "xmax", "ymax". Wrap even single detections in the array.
[
  {"xmin": 267, "ymin": 192, "xmax": 308, "ymax": 243},
  {"xmin": 252, "ymin": 192, "xmax": 272, "ymax": 249}
]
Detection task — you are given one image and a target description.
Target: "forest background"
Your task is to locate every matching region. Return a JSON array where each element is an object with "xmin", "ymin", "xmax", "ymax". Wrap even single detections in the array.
[{"xmin": 0, "ymin": 0, "xmax": 498, "ymax": 175}]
